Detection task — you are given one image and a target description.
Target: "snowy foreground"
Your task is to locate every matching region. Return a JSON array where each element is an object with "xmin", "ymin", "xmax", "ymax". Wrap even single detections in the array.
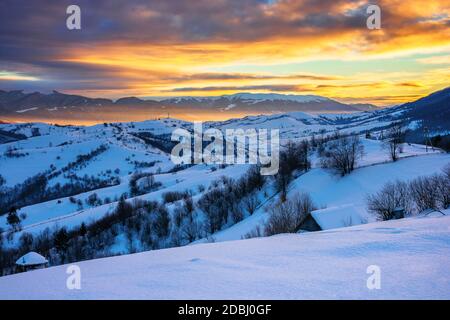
[{"xmin": 1, "ymin": 214, "xmax": 449, "ymax": 300}]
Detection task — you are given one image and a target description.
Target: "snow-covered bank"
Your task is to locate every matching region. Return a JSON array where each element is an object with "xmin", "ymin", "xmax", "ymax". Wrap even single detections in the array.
[{"xmin": 1, "ymin": 214, "xmax": 449, "ymax": 300}]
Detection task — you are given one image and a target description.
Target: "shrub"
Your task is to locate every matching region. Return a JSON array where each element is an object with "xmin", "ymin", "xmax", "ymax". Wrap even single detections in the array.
[
  {"xmin": 6, "ymin": 208, "xmax": 21, "ymax": 231},
  {"xmin": 162, "ymin": 190, "xmax": 190, "ymax": 204},
  {"xmin": 86, "ymin": 193, "xmax": 102, "ymax": 207},
  {"xmin": 242, "ymin": 225, "xmax": 264, "ymax": 239}
]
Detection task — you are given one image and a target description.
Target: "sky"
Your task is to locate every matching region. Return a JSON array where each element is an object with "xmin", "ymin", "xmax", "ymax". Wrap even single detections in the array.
[{"xmin": 1, "ymin": 0, "xmax": 450, "ymax": 106}]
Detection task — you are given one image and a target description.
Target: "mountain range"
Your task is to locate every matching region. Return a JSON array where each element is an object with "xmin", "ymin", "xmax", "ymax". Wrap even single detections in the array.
[{"xmin": 0, "ymin": 90, "xmax": 378, "ymax": 123}]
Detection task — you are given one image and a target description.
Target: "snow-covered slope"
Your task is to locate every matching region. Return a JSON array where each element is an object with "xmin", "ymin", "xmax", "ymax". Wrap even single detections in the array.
[
  {"xmin": 207, "ymin": 152, "xmax": 450, "ymax": 243},
  {"xmin": 1, "ymin": 213, "xmax": 449, "ymax": 299}
]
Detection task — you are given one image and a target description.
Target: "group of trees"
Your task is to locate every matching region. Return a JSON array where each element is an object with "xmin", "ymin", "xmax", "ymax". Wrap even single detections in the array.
[
  {"xmin": 0, "ymin": 173, "xmax": 120, "ymax": 215},
  {"xmin": 0, "ymin": 144, "xmax": 118, "ymax": 214},
  {"xmin": 0, "ymin": 196, "xmax": 176, "ymax": 275},
  {"xmin": 46, "ymin": 144, "xmax": 109, "ymax": 180},
  {"xmin": 383, "ymin": 122, "xmax": 406, "ymax": 162},
  {"xmin": 162, "ymin": 190, "xmax": 191, "ymax": 204},
  {"xmin": 129, "ymin": 172, "xmax": 161, "ymax": 196},
  {"xmin": 0, "ymin": 173, "xmax": 48, "ymax": 215},
  {"xmin": 197, "ymin": 165, "xmax": 266, "ymax": 234},
  {"xmin": 3, "ymin": 145, "xmax": 28, "ymax": 158},
  {"xmin": 314, "ymin": 122, "xmax": 409, "ymax": 177},
  {"xmin": 430, "ymin": 134, "xmax": 450, "ymax": 152},
  {"xmin": 276, "ymin": 140, "xmax": 310, "ymax": 200},
  {"xmin": 367, "ymin": 165, "xmax": 450, "ymax": 220}
]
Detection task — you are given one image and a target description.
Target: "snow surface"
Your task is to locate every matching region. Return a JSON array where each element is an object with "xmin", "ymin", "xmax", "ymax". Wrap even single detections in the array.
[
  {"xmin": 311, "ymin": 204, "xmax": 366, "ymax": 230},
  {"xmin": 1, "ymin": 214, "xmax": 449, "ymax": 299}
]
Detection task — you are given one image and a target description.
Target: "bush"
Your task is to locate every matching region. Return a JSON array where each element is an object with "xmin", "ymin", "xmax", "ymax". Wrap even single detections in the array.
[
  {"xmin": 162, "ymin": 190, "xmax": 190, "ymax": 204},
  {"xmin": 242, "ymin": 225, "xmax": 264, "ymax": 239},
  {"xmin": 86, "ymin": 193, "xmax": 102, "ymax": 207},
  {"xmin": 6, "ymin": 209, "xmax": 21, "ymax": 231}
]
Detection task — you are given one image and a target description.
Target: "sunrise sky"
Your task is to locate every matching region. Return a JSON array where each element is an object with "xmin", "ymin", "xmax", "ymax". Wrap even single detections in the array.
[{"xmin": 1, "ymin": 0, "xmax": 450, "ymax": 106}]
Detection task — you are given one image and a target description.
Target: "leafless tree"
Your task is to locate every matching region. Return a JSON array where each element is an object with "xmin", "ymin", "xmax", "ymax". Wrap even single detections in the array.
[
  {"xmin": 265, "ymin": 192, "xmax": 316, "ymax": 236},
  {"xmin": 320, "ymin": 135, "xmax": 364, "ymax": 176},
  {"xmin": 367, "ymin": 180, "xmax": 413, "ymax": 220},
  {"xmin": 433, "ymin": 174, "xmax": 450, "ymax": 210},
  {"xmin": 410, "ymin": 174, "xmax": 449, "ymax": 212},
  {"xmin": 180, "ymin": 216, "xmax": 203, "ymax": 243},
  {"xmin": 384, "ymin": 122, "xmax": 405, "ymax": 162}
]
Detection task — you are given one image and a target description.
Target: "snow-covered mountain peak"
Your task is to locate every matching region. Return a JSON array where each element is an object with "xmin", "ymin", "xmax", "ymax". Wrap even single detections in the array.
[{"xmin": 223, "ymin": 92, "xmax": 330, "ymax": 103}]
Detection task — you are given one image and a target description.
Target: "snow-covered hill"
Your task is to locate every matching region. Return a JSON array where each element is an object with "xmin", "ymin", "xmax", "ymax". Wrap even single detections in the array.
[
  {"xmin": 1, "ymin": 213, "xmax": 449, "ymax": 299},
  {"xmin": 0, "ymin": 97, "xmax": 449, "ymax": 299},
  {"xmin": 0, "ymin": 117, "xmax": 445, "ymax": 247}
]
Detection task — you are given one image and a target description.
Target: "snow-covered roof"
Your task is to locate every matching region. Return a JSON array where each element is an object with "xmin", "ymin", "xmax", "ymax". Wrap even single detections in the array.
[
  {"xmin": 15, "ymin": 252, "xmax": 48, "ymax": 266},
  {"xmin": 311, "ymin": 205, "xmax": 365, "ymax": 230}
]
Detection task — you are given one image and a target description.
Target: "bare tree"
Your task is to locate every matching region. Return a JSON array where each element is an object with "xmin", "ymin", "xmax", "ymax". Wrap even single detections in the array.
[
  {"xmin": 180, "ymin": 215, "xmax": 203, "ymax": 243},
  {"xmin": 320, "ymin": 135, "xmax": 364, "ymax": 176},
  {"xmin": 410, "ymin": 174, "xmax": 449, "ymax": 212},
  {"xmin": 367, "ymin": 180, "xmax": 413, "ymax": 220},
  {"xmin": 433, "ymin": 174, "xmax": 450, "ymax": 210},
  {"xmin": 265, "ymin": 192, "xmax": 316, "ymax": 236},
  {"xmin": 292, "ymin": 192, "xmax": 316, "ymax": 227},
  {"xmin": 384, "ymin": 122, "xmax": 405, "ymax": 162}
]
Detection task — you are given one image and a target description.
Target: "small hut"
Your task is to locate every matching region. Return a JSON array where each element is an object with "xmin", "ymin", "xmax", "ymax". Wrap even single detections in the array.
[
  {"xmin": 15, "ymin": 252, "xmax": 48, "ymax": 272},
  {"xmin": 393, "ymin": 207, "xmax": 405, "ymax": 219}
]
